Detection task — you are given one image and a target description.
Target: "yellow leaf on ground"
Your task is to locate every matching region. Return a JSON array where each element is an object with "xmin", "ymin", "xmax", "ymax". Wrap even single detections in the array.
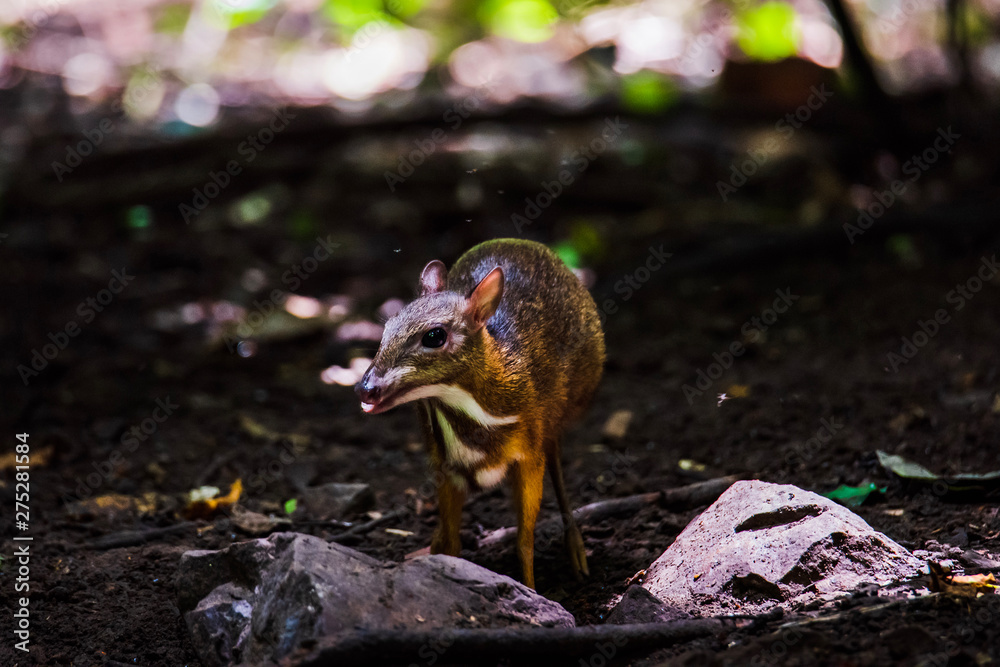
[
  {"xmin": 928, "ymin": 561, "xmax": 998, "ymax": 596},
  {"xmin": 184, "ymin": 479, "xmax": 243, "ymax": 519},
  {"xmin": 0, "ymin": 445, "xmax": 54, "ymax": 471},
  {"xmin": 727, "ymin": 384, "xmax": 750, "ymax": 398}
]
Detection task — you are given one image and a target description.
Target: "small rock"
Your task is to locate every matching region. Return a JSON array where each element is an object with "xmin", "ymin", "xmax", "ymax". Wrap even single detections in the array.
[
  {"xmin": 605, "ymin": 585, "xmax": 691, "ymax": 624},
  {"xmin": 299, "ymin": 482, "xmax": 374, "ymax": 521},
  {"xmin": 178, "ymin": 532, "xmax": 574, "ymax": 666},
  {"xmin": 634, "ymin": 481, "xmax": 924, "ymax": 617}
]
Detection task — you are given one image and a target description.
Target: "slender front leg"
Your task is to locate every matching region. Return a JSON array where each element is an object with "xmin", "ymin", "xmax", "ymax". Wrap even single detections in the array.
[
  {"xmin": 510, "ymin": 454, "xmax": 546, "ymax": 589},
  {"xmin": 430, "ymin": 468, "xmax": 466, "ymax": 556},
  {"xmin": 547, "ymin": 448, "xmax": 589, "ymax": 580}
]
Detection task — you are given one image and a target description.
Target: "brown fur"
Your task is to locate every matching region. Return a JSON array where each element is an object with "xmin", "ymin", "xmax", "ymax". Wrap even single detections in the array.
[{"xmin": 355, "ymin": 238, "xmax": 605, "ymax": 588}]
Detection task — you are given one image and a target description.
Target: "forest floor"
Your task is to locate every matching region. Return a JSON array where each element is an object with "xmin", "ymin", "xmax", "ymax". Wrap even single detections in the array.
[
  {"xmin": 1, "ymin": 106, "xmax": 999, "ymax": 666},
  {"xmin": 3, "ymin": 223, "xmax": 999, "ymax": 666}
]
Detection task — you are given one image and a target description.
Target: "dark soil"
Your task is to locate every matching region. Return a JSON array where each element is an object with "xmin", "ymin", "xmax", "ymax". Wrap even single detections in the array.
[{"xmin": 2, "ymin": 117, "xmax": 999, "ymax": 667}]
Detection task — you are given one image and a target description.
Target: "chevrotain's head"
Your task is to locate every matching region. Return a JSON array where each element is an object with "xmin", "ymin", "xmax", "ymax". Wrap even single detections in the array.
[{"xmin": 354, "ymin": 259, "xmax": 503, "ymax": 414}]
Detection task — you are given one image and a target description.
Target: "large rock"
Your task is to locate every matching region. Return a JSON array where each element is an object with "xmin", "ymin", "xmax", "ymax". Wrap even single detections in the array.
[
  {"xmin": 177, "ymin": 532, "xmax": 574, "ymax": 666},
  {"xmin": 636, "ymin": 481, "xmax": 924, "ymax": 617}
]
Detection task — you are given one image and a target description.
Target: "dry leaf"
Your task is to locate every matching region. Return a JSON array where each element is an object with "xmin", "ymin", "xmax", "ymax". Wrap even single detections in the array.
[
  {"xmin": 0, "ymin": 445, "xmax": 54, "ymax": 471},
  {"xmin": 230, "ymin": 504, "xmax": 289, "ymax": 535},
  {"xmin": 184, "ymin": 479, "xmax": 243, "ymax": 519},
  {"xmin": 385, "ymin": 528, "xmax": 414, "ymax": 537},
  {"xmin": 238, "ymin": 414, "xmax": 310, "ymax": 448},
  {"xmin": 602, "ymin": 409, "xmax": 633, "ymax": 440},
  {"xmin": 66, "ymin": 492, "xmax": 162, "ymax": 521},
  {"xmin": 726, "ymin": 384, "xmax": 750, "ymax": 398},
  {"xmin": 928, "ymin": 561, "xmax": 998, "ymax": 596}
]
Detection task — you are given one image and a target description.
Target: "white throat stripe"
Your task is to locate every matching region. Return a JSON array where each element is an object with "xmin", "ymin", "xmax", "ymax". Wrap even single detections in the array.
[{"xmin": 395, "ymin": 384, "xmax": 519, "ymax": 427}]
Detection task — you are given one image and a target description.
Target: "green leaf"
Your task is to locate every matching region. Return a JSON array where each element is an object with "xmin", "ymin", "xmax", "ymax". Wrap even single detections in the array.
[
  {"xmin": 877, "ymin": 449, "xmax": 1000, "ymax": 499},
  {"xmin": 205, "ymin": 0, "xmax": 279, "ymax": 30},
  {"xmin": 552, "ymin": 240, "xmax": 581, "ymax": 269},
  {"xmin": 323, "ymin": 0, "xmax": 391, "ymax": 33},
  {"xmin": 736, "ymin": 2, "xmax": 799, "ymax": 62},
  {"xmin": 621, "ymin": 70, "xmax": 678, "ymax": 114},
  {"xmin": 386, "ymin": 0, "xmax": 427, "ymax": 19},
  {"xmin": 155, "ymin": 3, "xmax": 193, "ymax": 35},
  {"xmin": 127, "ymin": 205, "xmax": 152, "ymax": 229},
  {"xmin": 284, "ymin": 498, "xmax": 298, "ymax": 515},
  {"xmin": 823, "ymin": 482, "xmax": 885, "ymax": 507},
  {"xmin": 479, "ymin": 0, "xmax": 559, "ymax": 43}
]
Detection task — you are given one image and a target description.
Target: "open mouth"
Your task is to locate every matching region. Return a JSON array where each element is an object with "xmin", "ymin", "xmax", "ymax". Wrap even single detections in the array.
[{"xmin": 359, "ymin": 388, "xmax": 403, "ymax": 415}]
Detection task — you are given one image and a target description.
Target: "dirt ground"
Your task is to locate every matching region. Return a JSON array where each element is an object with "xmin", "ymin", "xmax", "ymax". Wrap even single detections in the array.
[{"xmin": 2, "ymin": 203, "xmax": 999, "ymax": 667}]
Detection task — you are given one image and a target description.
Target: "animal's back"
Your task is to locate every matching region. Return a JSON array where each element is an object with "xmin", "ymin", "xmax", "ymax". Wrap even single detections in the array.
[{"xmin": 448, "ymin": 239, "xmax": 605, "ymax": 425}]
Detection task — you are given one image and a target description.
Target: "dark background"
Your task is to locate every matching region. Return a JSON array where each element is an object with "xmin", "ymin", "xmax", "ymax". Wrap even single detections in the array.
[{"xmin": 1, "ymin": 0, "xmax": 999, "ymax": 665}]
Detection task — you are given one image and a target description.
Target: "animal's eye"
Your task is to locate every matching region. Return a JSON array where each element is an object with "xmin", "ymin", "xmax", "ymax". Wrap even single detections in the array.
[{"xmin": 422, "ymin": 327, "xmax": 447, "ymax": 348}]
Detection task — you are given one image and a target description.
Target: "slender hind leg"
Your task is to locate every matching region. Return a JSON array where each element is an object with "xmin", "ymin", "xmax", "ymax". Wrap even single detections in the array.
[
  {"xmin": 547, "ymin": 445, "xmax": 589, "ymax": 580},
  {"xmin": 510, "ymin": 454, "xmax": 546, "ymax": 589}
]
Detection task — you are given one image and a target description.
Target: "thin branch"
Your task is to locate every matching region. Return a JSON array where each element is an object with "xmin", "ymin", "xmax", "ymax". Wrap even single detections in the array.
[{"xmin": 281, "ymin": 610, "xmax": 782, "ymax": 667}]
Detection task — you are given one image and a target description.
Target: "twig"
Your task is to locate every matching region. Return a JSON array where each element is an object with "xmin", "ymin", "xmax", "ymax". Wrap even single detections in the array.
[
  {"xmin": 327, "ymin": 508, "xmax": 409, "ymax": 543},
  {"xmin": 478, "ymin": 475, "xmax": 745, "ymax": 549},
  {"xmin": 71, "ymin": 522, "xmax": 199, "ymax": 551},
  {"xmin": 279, "ymin": 610, "xmax": 782, "ymax": 667}
]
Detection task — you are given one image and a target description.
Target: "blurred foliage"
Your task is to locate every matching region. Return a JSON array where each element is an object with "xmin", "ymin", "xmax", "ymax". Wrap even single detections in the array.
[
  {"xmin": 736, "ymin": 2, "xmax": 799, "ymax": 62},
  {"xmin": 620, "ymin": 70, "xmax": 679, "ymax": 114},
  {"xmin": 479, "ymin": 0, "xmax": 560, "ymax": 43}
]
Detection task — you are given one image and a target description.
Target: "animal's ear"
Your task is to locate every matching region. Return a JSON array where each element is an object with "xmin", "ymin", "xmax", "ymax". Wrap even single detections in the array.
[
  {"xmin": 419, "ymin": 260, "xmax": 447, "ymax": 295},
  {"xmin": 466, "ymin": 266, "xmax": 504, "ymax": 331}
]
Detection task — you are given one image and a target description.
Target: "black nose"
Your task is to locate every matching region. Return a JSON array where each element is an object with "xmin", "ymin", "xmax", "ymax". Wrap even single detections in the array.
[{"xmin": 355, "ymin": 379, "xmax": 381, "ymax": 404}]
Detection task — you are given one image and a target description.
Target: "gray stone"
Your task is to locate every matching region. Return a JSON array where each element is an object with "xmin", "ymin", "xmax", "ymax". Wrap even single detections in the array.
[
  {"xmin": 178, "ymin": 532, "xmax": 574, "ymax": 666},
  {"xmin": 605, "ymin": 585, "xmax": 691, "ymax": 625},
  {"xmin": 636, "ymin": 481, "xmax": 924, "ymax": 617},
  {"xmin": 299, "ymin": 482, "xmax": 374, "ymax": 520}
]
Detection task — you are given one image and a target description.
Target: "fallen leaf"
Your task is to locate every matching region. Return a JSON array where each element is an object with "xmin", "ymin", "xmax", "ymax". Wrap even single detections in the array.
[
  {"xmin": 385, "ymin": 528, "xmax": 414, "ymax": 537},
  {"xmin": 878, "ymin": 450, "xmax": 1000, "ymax": 498},
  {"xmin": 928, "ymin": 561, "xmax": 998, "ymax": 596},
  {"xmin": 0, "ymin": 445, "xmax": 54, "ymax": 471},
  {"xmin": 602, "ymin": 409, "xmax": 633, "ymax": 440},
  {"xmin": 231, "ymin": 504, "xmax": 290, "ymax": 536},
  {"xmin": 66, "ymin": 492, "xmax": 163, "ymax": 521},
  {"xmin": 184, "ymin": 479, "xmax": 243, "ymax": 519},
  {"xmin": 238, "ymin": 413, "xmax": 310, "ymax": 448},
  {"xmin": 727, "ymin": 384, "xmax": 750, "ymax": 398},
  {"xmin": 678, "ymin": 459, "xmax": 707, "ymax": 473},
  {"xmin": 823, "ymin": 483, "xmax": 886, "ymax": 507}
]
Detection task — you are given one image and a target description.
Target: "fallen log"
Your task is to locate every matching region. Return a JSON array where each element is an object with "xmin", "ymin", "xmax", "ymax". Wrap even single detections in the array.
[{"xmin": 278, "ymin": 609, "xmax": 781, "ymax": 667}]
